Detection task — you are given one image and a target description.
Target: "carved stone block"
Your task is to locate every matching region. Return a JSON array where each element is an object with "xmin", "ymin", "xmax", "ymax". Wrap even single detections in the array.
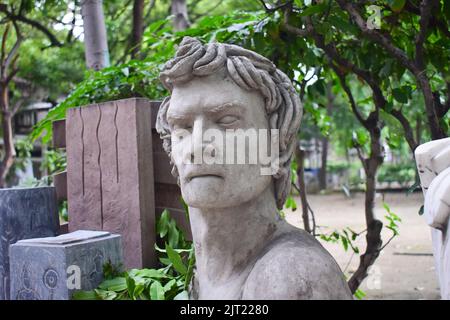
[
  {"xmin": 0, "ymin": 187, "xmax": 60, "ymax": 300},
  {"xmin": 66, "ymin": 98, "xmax": 157, "ymax": 269},
  {"xmin": 9, "ymin": 230, "xmax": 122, "ymax": 300}
]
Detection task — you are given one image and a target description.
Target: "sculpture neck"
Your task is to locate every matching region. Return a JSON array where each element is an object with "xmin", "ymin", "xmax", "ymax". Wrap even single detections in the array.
[{"xmin": 188, "ymin": 186, "xmax": 284, "ymax": 282}]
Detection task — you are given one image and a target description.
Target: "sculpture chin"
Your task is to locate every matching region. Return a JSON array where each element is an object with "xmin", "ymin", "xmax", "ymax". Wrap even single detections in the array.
[{"xmin": 180, "ymin": 173, "xmax": 272, "ymax": 209}]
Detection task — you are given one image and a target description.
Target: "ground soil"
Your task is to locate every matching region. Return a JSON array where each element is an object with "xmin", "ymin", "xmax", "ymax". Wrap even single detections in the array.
[{"xmin": 284, "ymin": 191, "xmax": 441, "ymax": 300}]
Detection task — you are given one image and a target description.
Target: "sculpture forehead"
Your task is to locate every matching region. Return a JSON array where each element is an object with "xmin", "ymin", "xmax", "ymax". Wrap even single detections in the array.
[{"xmin": 168, "ymin": 73, "xmax": 265, "ymax": 118}]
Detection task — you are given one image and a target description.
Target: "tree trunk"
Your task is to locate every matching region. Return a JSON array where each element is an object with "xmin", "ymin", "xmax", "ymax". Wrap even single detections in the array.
[
  {"xmin": 348, "ymin": 126, "xmax": 384, "ymax": 293},
  {"xmin": 171, "ymin": 0, "xmax": 190, "ymax": 31},
  {"xmin": 319, "ymin": 136, "xmax": 328, "ymax": 191},
  {"xmin": 81, "ymin": 0, "xmax": 110, "ymax": 70},
  {"xmin": 415, "ymin": 114, "xmax": 422, "ymax": 147},
  {"xmin": 130, "ymin": 0, "xmax": 144, "ymax": 59},
  {"xmin": 0, "ymin": 85, "xmax": 16, "ymax": 187},
  {"xmin": 295, "ymin": 146, "xmax": 311, "ymax": 233},
  {"xmin": 319, "ymin": 81, "xmax": 334, "ymax": 191},
  {"xmin": 416, "ymin": 74, "xmax": 445, "ymax": 140}
]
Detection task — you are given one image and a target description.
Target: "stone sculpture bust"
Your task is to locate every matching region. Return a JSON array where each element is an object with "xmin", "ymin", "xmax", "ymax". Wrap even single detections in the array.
[
  {"xmin": 156, "ymin": 37, "xmax": 352, "ymax": 299},
  {"xmin": 415, "ymin": 137, "xmax": 450, "ymax": 300}
]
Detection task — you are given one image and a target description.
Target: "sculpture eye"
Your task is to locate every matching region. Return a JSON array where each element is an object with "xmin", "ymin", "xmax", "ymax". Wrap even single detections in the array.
[
  {"xmin": 173, "ymin": 127, "xmax": 190, "ymax": 140},
  {"xmin": 217, "ymin": 115, "xmax": 239, "ymax": 126}
]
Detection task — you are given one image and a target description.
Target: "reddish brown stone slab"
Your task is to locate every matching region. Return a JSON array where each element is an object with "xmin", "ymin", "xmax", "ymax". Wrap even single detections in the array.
[
  {"xmin": 66, "ymin": 98, "xmax": 157, "ymax": 269},
  {"xmin": 153, "ymin": 152, "xmax": 177, "ymax": 184},
  {"xmin": 52, "ymin": 119, "xmax": 66, "ymax": 149},
  {"xmin": 59, "ymin": 222, "xmax": 69, "ymax": 235},
  {"xmin": 53, "ymin": 171, "xmax": 67, "ymax": 202}
]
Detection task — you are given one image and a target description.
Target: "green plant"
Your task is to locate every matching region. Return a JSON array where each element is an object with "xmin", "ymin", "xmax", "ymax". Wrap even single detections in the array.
[
  {"xmin": 59, "ymin": 200, "xmax": 68, "ymax": 222},
  {"xmin": 73, "ymin": 209, "xmax": 194, "ymax": 300}
]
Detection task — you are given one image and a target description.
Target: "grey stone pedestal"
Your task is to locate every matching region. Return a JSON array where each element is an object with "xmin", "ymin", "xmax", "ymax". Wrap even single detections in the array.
[
  {"xmin": 0, "ymin": 187, "xmax": 60, "ymax": 300},
  {"xmin": 9, "ymin": 230, "xmax": 123, "ymax": 300}
]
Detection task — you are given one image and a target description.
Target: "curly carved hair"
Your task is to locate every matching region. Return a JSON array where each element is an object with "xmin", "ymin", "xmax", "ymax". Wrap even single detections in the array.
[{"xmin": 155, "ymin": 37, "xmax": 302, "ymax": 209}]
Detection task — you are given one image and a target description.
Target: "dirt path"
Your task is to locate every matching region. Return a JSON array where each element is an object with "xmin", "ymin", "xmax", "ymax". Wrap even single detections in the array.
[{"xmin": 284, "ymin": 191, "xmax": 441, "ymax": 300}]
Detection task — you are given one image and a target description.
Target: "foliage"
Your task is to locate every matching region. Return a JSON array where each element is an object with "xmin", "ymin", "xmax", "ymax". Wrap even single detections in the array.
[
  {"xmin": 383, "ymin": 202, "xmax": 402, "ymax": 237},
  {"xmin": 377, "ymin": 163, "xmax": 416, "ymax": 187},
  {"xmin": 40, "ymin": 149, "xmax": 66, "ymax": 176},
  {"xmin": 73, "ymin": 209, "xmax": 194, "ymax": 300},
  {"xmin": 59, "ymin": 200, "xmax": 68, "ymax": 222},
  {"xmin": 30, "ymin": 11, "xmax": 269, "ymax": 142}
]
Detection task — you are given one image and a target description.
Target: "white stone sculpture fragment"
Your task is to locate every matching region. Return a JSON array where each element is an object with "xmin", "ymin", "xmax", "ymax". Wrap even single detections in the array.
[
  {"xmin": 156, "ymin": 37, "xmax": 352, "ymax": 300},
  {"xmin": 415, "ymin": 137, "xmax": 450, "ymax": 300}
]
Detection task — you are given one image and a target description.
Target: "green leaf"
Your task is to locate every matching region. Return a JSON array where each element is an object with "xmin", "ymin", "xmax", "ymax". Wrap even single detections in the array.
[
  {"xmin": 150, "ymin": 281, "xmax": 165, "ymax": 300},
  {"xmin": 388, "ymin": 0, "xmax": 406, "ymax": 12},
  {"xmin": 328, "ymin": 15, "xmax": 358, "ymax": 34},
  {"xmin": 133, "ymin": 269, "xmax": 167, "ymax": 279},
  {"xmin": 157, "ymin": 209, "xmax": 170, "ymax": 238},
  {"xmin": 392, "ymin": 87, "xmax": 408, "ymax": 104},
  {"xmin": 168, "ymin": 220, "xmax": 181, "ymax": 248},
  {"xmin": 159, "ymin": 257, "xmax": 172, "ymax": 266},
  {"xmin": 98, "ymin": 277, "xmax": 127, "ymax": 291},
  {"xmin": 354, "ymin": 288, "xmax": 366, "ymax": 300},
  {"xmin": 126, "ymin": 275, "xmax": 136, "ymax": 297},
  {"xmin": 95, "ymin": 289, "xmax": 118, "ymax": 300},
  {"xmin": 299, "ymin": 3, "xmax": 327, "ymax": 17},
  {"xmin": 72, "ymin": 290, "xmax": 98, "ymax": 300},
  {"xmin": 166, "ymin": 243, "xmax": 188, "ymax": 275},
  {"xmin": 133, "ymin": 283, "xmax": 146, "ymax": 299},
  {"xmin": 341, "ymin": 236, "xmax": 349, "ymax": 251},
  {"xmin": 164, "ymin": 279, "xmax": 177, "ymax": 291}
]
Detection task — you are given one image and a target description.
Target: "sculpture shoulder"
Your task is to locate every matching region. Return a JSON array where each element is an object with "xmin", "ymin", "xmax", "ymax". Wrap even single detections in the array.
[{"xmin": 242, "ymin": 230, "xmax": 353, "ymax": 300}]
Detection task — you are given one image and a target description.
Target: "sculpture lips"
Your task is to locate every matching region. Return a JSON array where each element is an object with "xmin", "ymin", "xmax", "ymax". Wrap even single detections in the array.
[{"xmin": 185, "ymin": 170, "xmax": 224, "ymax": 182}]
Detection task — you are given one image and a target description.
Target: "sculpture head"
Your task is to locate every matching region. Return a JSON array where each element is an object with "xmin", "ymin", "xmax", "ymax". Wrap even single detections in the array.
[{"xmin": 156, "ymin": 37, "xmax": 302, "ymax": 210}]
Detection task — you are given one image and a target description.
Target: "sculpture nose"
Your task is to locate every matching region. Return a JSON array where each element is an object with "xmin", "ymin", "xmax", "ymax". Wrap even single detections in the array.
[{"xmin": 186, "ymin": 118, "xmax": 204, "ymax": 164}]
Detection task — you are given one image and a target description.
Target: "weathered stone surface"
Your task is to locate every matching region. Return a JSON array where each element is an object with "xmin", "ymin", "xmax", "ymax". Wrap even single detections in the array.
[
  {"xmin": 0, "ymin": 187, "xmax": 60, "ymax": 300},
  {"xmin": 155, "ymin": 37, "xmax": 352, "ymax": 299},
  {"xmin": 9, "ymin": 230, "xmax": 122, "ymax": 300},
  {"xmin": 415, "ymin": 137, "xmax": 450, "ymax": 300},
  {"xmin": 52, "ymin": 119, "xmax": 66, "ymax": 149},
  {"xmin": 53, "ymin": 171, "xmax": 67, "ymax": 203},
  {"xmin": 66, "ymin": 98, "xmax": 157, "ymax": 269}
]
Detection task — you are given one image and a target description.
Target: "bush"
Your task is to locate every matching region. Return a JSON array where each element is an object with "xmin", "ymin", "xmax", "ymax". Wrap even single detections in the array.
[{"xmin": 377, "ymin": 163, "xmax": 416, "ymax": 188}]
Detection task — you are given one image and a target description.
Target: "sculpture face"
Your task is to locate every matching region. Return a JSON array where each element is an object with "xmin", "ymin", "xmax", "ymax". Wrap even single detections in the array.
[{"xmin": 167, "ymin": 71, "xmax": 272, "ymax": 208}]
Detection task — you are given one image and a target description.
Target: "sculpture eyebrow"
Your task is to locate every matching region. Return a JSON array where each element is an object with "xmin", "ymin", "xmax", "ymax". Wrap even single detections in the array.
[
  {"xmin": 205, "ymin": 102, "xmax": 244, "ymax": 116},
  {"xmin": 166, "ymin": 102, "xmax": 244, "ymax": 126}
]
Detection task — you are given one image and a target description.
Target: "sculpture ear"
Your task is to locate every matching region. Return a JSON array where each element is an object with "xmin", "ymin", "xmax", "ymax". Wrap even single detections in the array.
[{"xmin": 424, "ymin": 166, "xmax": 450, "ymax": 230}]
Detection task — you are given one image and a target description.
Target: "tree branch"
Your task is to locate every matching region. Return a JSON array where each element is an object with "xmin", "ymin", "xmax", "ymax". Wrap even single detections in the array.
[
  {"xmin": 281, "ymin": 4, "xmax": 311, "ymax": 37},
  {"xmin": 404, "ymin": 0, "xmax": 450, "ymax": 39},
  {"xmin": 390, "ymin": 109, "xmax": 418, "ymax": 151},
  {"xmin": 415, "ymin": 0, "xmax": 433, "ymax": 70},
  {"xmin": 339, "ymin": 1, "xmax": 444, "ymax": 139},
  {"xmin": 0, "ymin": 6, "xmax": 63, "ymax": 47},
  {"xmin": 191, "ymin": 0, "xmax": 223, "ymax": 21},
  {"xmin": 332, "ymin": 64, "xmax": 370, "ymax": 129},
  {"xmin": 3, "ymin": 23, "xmax": 22, "ymax": 73},
  {"xmin": 0, "ymin": 24, "xmax": 10, "ymax": 75},
  {"xmin": 336, "ymin": 0, "xmax": 420, "ymax": 75}
]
